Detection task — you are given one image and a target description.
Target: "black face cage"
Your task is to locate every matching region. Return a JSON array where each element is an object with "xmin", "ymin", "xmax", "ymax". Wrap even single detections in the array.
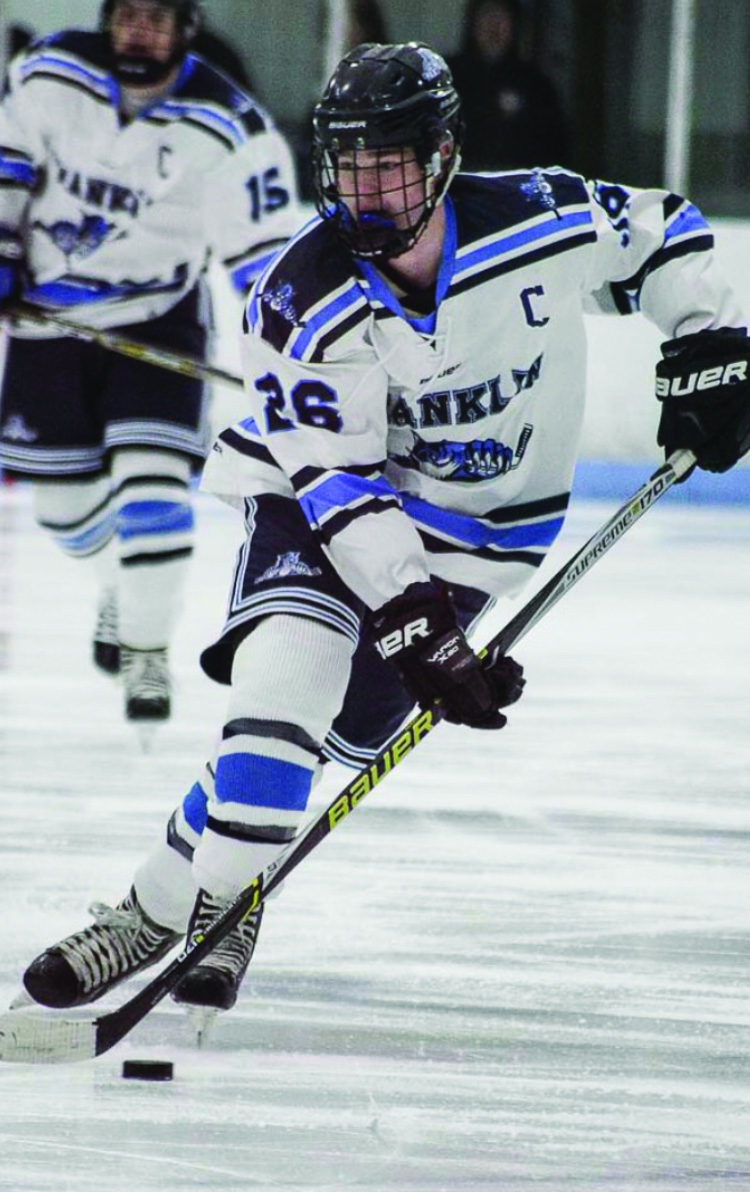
[
  {"xmin": 100, "ymin": 0, "xmax": 201, "ymax": 37},
  {"xmin": 313, "ymin": 123, "xmax": 458, "ymax": 260}
]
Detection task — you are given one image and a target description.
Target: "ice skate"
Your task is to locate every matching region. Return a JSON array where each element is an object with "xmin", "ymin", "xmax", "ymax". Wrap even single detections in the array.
[
  {"xmin": 22, "ymin": 886, "xmax": 182, "ymax": 1009},
  {"xmin": 92, "ymin": 587, "xmax": 120, "ymax": 675},
  {"xmin": 121, "ymin": 646, "xmax": 171, "ymax": 723},
  {"xmin": 171, "ymin": 890, "xmax": 264, "ymax": 1032}
]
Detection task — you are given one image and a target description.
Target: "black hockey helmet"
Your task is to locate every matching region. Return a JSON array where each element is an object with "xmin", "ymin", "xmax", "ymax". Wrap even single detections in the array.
[
  {"xmin": 101, "ymin": 0, "xmax": 201, "ymax": 85},
  {"xmin": 312, "ymin": 42, "xmax": 463, "ymax": 259}
]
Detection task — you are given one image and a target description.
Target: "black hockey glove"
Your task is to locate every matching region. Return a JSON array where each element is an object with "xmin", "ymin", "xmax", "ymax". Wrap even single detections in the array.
[
  {"xmin": 656, "ymin": 329, "xmax": 750, "ymax": 474},
  {"xmin": 372, "ymin": 582, "xmax": 525, "ymax": 730}
]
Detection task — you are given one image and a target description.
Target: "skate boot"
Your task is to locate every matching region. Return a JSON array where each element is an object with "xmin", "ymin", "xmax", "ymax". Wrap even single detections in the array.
[
  {"xmin": 92, "ymin": 587, "xmax": 120, "ymax": 675},
  {"xmin": 172, "ymin": 890, "xmax": 264, "ymax": 1014},
  {"xmin": 22, "ymin": 887, "xmax": 182, "ymax": 1009},
  {"xmin": 121, "ymin": 646, "xmax": 171, "ymax": 722}
]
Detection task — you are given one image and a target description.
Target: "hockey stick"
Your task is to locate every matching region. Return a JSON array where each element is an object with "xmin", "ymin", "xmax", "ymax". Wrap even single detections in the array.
[
  {"xmin": 0, "ymin": 448, "xmax": 695, "ymax": 1064},
  {"xmin": 6, "ymin": 302, "xmax": 244, "ymax": 391}
]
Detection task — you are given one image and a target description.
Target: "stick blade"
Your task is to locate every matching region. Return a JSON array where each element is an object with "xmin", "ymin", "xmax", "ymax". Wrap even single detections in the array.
[{"xmin": 0, "ymin": 1010, "xmax": 98, "ymax": 1064}]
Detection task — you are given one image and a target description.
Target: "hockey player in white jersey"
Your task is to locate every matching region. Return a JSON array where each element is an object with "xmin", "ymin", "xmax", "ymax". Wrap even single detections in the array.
[
  {"xmin": 18, "ymin": 43, "xmax": 750, "ymax": 1020},
  {"xmin": 0, "ymin": 0, "xmax": 302, "ymax": 722}
]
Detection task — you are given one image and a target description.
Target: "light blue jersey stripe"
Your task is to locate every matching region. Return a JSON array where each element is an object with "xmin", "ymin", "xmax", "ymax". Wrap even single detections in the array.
[
  {"xmin": 664, "ymin": 202, "xmax": 709, "ymax": 242},
  {"xmin": 153, "ymin": 100, "xmax": 244, "ymax": 145},
  {"xmin": 289, "ymin": 284, "xmax": 365, "ymax": 360},
  {"xmin": 238, "ymin": 416, "xmax": 261, "ymax": 435},
  {"xmin": 299, "ymin": 471, "xmax": 397, "ymax": 525},
  {"xmin": 230, "ymin": 251, "xmax": 279, "ymax": 293},
  {"xmin": 402, "ymin": 494, "xmax": 564, "ymax": 551},
  {"xmin": 456, "ymin": 209, "xmax": 593, "ymax": 278},
  {"xmin": 0, "ymin": 157, "xmax": 36, "ymax": 187},
  {"xmin": 20, "ymin": 53, "xmax": 111, "ymax": 97}
]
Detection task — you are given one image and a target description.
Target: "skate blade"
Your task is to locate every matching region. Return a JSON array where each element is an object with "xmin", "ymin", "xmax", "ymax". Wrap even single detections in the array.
[
  {"xmin": 8, "ymin": 988, "xmax": 35, "ymax": 1011},
  {"xmin": 133, "ymin": 723, "xmax": 159, "ymax": 754},
  {"xmin": 185, "ymin": 1005, "xmax": 220, "ymax": 1047}
]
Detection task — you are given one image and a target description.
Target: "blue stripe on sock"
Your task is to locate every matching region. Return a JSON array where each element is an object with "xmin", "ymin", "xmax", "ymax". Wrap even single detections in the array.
[
  {"xmin": 117, "ymin": 500, "xmax": 194, "ymax": 539},
  {"xmin": 215, "ymin": 753, "xmax": 313, "ymax": 811},
  {"xmin": 182, "ymin": 782, "xmax": 208, "ymax": 833}
]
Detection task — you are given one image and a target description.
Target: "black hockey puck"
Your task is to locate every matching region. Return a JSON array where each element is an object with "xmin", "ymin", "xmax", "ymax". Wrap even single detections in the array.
[{"xmin": 121, "ymin": 1059, "xmax": 174, "ymax": 1082}]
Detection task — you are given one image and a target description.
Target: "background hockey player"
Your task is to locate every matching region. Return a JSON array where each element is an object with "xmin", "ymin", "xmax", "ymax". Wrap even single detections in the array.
[
  {"xmin": 17, "ymin": 43, "xmax": 750, "ymax": 1024},
  {"xmin": 0, "ymin": 0, "xmax": 302, "ymax": 723}
]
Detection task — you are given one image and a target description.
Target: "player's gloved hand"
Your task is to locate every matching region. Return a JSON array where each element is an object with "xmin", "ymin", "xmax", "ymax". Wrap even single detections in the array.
[
  {"xmin": 656, "ymin": 329, "xmax": 750, "ymax": 474},
  {"xmin": 372, "ymin": 582, "xmax": 525, "ymax": 729}
]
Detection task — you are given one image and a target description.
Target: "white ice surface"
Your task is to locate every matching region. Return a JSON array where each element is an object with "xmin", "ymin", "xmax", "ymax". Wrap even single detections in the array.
[{"xmin": 2, "ymin": 480, "xmax": 750, "ymax": 1191}]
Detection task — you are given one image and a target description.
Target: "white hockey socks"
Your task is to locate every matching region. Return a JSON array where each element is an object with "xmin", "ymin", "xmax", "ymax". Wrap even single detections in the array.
[
  {"xmin": 191, "ymin": 614, "xmax": 355, "ymax": 901},
  {"xmin": 133, "ymin": 770, "xmax": 211, "ymax": 932},
  {"xmin": 111, "ymin": 449, "xmax": 194, "ymax": 649},
  {"xmin": 32, "ymin": 474, "xmax": 115, "ymax": 560},
  {"xmin": 32, "ymin": 450, "xmax": 195, "ymax": 651}
]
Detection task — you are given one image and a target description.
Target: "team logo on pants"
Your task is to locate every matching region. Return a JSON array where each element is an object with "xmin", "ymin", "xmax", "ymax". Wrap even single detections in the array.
[{"xmin": 254, "ymin": 551, "xmax": 323, "ymax": 583}]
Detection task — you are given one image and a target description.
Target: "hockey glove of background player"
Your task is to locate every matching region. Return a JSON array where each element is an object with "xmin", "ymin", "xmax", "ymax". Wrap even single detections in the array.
[
  {"xmin": 372, "ymin": 582, "xmax": 525, "ymax": 729},
  {"xmin": 656, "ymin": 328, "xmax": 750, "ymax": 474},
  {"xmin": 0, "ymin": 257, "xmax": 21, "ymax": 312}
]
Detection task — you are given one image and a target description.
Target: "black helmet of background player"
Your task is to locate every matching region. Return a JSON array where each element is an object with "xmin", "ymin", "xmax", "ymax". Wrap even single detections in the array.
[
  {"xmin": 312, "ymin": 42, "xmax": 463, "ymax": 260},
  {"xmin": 101, "ymin": 0, "xmax": 201, "ymax": 86}
]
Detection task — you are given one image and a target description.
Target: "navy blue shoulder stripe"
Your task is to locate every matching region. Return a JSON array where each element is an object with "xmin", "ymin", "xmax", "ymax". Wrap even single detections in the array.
[
  {"xmin": 451, "ymin": 170, "xmax": 590, "ymax": 244},
  {"xmin": 663, "ymin": 193, "xmax": 685, "ymax": 219},
  {"xmin": 609, "ymin": 234, "xmax": 715, "ymax": 315},
  {"xmin": 224, "ymin": 238, "xmax": 284, "ymax": 268},
  {"xmin": 177, "ymin": 57, "xmax": 270, "ymax": 133},
  {"xmin": 418, "ymin": 530, "xmax": 544, "ymax": 568},
  {"xmin": 163, "ymin": 114, "xmax": 236, "ymax": 150},
  {"xmin": 314, "ymin": 496, "xmax": 402, "ymax": 546},
  {"xmin": 219, "ymin": 427, "xmax": 277, "ymax": 467},
  {"xmin": 309, "ymin": 305, "xmax": 371, "ymax": 363},
  {"xmin": 450, "ymin": 230, "xmax": 596, "ymax": 298},
  {"xmin": 292, "ymin": 464, "xmax": 326, "ymax": 490},
  {"xmin": 482, "ymin": 493, "xmax": 570, "ymax": 525},
  {"xmin": 19, "ymin": 70, "xmax": 111, "ymax": 106},
  {"xmin": 291, "ymin": 461, "xmax": 387, "ymax": 491},
  {"xmin": 33, "ymin": 30, "xmax": 112, "ymax": 70},
  {"xmin": 253, "ymin": 224, "xmax": 354, "ymax": 354}
]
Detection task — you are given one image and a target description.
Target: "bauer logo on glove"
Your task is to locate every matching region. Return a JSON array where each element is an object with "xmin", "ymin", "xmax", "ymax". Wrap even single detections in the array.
[
  {"xmin": 655, "ymin": 359, "xmax": 747, "ymax": 398},
  {"xmin": 655, "ymin": 328, "xmax": 750, "ymax": 473},
  {"xmin": 371, "ymin": 582, "xmax": 524, "ymax": 730},
  {"xmin": 375, "ymin": 616, "xmax": 431, "ymax": 658}
]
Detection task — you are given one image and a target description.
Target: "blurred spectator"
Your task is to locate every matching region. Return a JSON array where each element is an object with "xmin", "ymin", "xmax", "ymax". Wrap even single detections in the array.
[{"xmin": 447, "ymin": 0, "xmax": 568, "ymax": 172}]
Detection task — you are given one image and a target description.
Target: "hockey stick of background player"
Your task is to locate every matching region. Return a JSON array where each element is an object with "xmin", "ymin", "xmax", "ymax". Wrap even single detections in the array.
[
  {"xmin": 6, "ymin": 303, "xmax": 244, "ymax": 391},
  {"xmin": 0, "ymin": 448, "xmax": 696, "ymax": 1064}
]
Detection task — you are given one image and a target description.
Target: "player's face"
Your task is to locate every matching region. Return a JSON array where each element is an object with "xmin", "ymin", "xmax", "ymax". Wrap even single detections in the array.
[
  {"xmin": 335, "ymin": 147, "xmax": 428, "ymax": 234},
  {"xmin": 109, "ymin": 1, "xmax": 180, "ymax": 64}
]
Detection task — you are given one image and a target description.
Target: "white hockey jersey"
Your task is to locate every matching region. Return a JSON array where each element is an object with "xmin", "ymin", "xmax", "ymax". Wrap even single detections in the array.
[
  {"xmin": 202, "ymin": 169, "xmax": 746, "ymax": 611},
  {"xmin": 0, "ymin": 31, "xmax": 304, "ymax": 329}
]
